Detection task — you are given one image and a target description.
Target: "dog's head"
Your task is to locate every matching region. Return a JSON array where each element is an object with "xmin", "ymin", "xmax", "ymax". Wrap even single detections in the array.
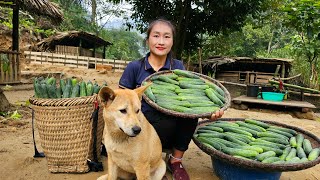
[{"xmin": 98, "ymin": 84, "xmax": 151, "ymax": 137}]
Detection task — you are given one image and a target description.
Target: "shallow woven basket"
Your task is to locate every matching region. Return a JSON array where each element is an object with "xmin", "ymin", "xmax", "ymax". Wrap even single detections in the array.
[
  {"xmin": 29, "ymin": 95, "xmax": 104, "ymax": 173},
  {"xmin": 142, "ymin": 70, "xmax": 231, "ymax": 119},
  {"xmin": 193, "ymin": 118, "xmax": 320, "ymax": 172}
]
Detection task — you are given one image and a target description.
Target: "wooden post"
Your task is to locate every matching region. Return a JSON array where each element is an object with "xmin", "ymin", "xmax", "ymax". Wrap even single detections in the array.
[
  {"xmin": 93, "ymin": 45, "xmax": 96, "ymax": 57},
  {"xmin": 103, "ymin": 46, "xmax": 106, "ymax": 59},
  {"xmin": 12, "ymin": 1, "xmax": 19, "ymax": 52},
  {"xmin": 198, "ymin": 47, "xmax": 202, "ymax": 74},
  {"xmin": 281, "ymin": 63, "xmax": 285, "ymax": 78}
]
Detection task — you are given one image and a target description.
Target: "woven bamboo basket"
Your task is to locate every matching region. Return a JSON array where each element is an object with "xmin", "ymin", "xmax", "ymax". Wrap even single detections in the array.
[
  {"xmin": 142, "ymin": 70, "xmax": 231, "ymax": 119},
  {"xmin": 193, "ymin": 118, "xmax": 320, "ymax": 172},
  {"xmin": 29, "ymin": 95, "xmax": 104, "ymax": 173}
]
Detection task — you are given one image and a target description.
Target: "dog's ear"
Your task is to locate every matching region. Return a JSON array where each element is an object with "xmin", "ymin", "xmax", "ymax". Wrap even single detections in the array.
[
  {"xmin": 98, "ymin": 86, "xmax": 116, "ymax": 106},
  {"xmin": 134, "ymin": 82, "xmax": 152, "ymax": 100}
]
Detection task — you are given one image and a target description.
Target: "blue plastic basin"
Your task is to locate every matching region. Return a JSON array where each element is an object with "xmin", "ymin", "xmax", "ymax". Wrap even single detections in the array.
[
  {"xmin": 212, "ymin": 157, "xmax": 282, "ymax": 180},
  {"xmin": 261, "ymin": 92, "xmax": 284, "ymax": 101}
]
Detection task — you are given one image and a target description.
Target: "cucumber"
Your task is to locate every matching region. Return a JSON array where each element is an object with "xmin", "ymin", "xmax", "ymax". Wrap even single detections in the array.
[
  {"xmin": 151, "ymin": 84, "xmax": 177, "ymax": 91},
  {"xmin": 285, "ymin": 148, "xmax": 297, "ymax": 161},
  {"xmin": 238, "ymin": 126, "xmax": 260, "ymax": 137},
  {"xmin": 164, "ymin": 73, "xmax": 178, "ymax": 79},
  {"xmin": 56, "ymin": 86, "xmax": 62, "ymax": 98},
  {"xmin": 303, "ymin": 139, "xmax": 313, "ymax": 155},
  {"xmin": 256, "ymin": 151, "xmax": 276, "ymax": 161},
  {"xmin": 197, "ymin": 133, "xmax": 225, "ymax": 139},
  {"xmin": 177, "ymin": 77, "xmax": 204, "ymax": 82},
  {"xmin": 152, "ymin": 88, "xmax": 177, "ymax": 96},
  {"xmin": 60, "ymin": 79, "xmax": 66, "ymax": 92},
  {"xmin": 222, "ymin": 147, "xmax": 259, "ymax": 158},
  {"xmin": 34, "ymin": 80, "xmax": 41, "ymax": 98},
  {"xmin": 253, "ymin": 139, "xmax": 287, "ymax": 149},
  {"xmin": 244, "ymin": 119, "xmax": 270, "ymax": 129},
  {"xmin": 175, "ymin": 88, "xmax": 205, "ymax": 95},
  {"xmin": 308, "ymin": 148, "xmax": 320, "ymax": 161},
  {"xmin": 47, "ymin": 84, "xmax": 57, "ymax": 99},
  {"xmin": 184, "ymin": 106, "xmax": 219, "ymax": 114},
  {"xmin": 233, "ymin": 155, "xmax": 253, "ymax": 161},
  {"xmin": 205, "ymin": 82, "xmax": 225, "ymax": 96},
  {"xmin": 93, "ymin": 84, "xmax": 100, "ymax": 94},
  {"xmin": 269, "ymin": 125, "xmax": 297, "ymax": 136},
  {"xmin": 267, "ymin": 128, "xmax": 294, "ymax": 138},
  {"xmin": 300, "ymin": 157, "xmax": 309, "ymax": 163},
  {"xmin": 71, "ymin": 78, "xmax": 77, "ymax": 87},
  {"xmin": 262, "ymin": 157, "xmax": 281, "ymax": 163},
  {"xmin": 40, "ymin": 83, "xmax": 49, "ymax": 98},
  {"xmin": 205, "ymin": 88, "xmax": 224, "ymax": 106},
  {"xmin": 251, "ymin": 145, "xmax": 283, "ymax": 155},
  {"xmin": 80, "ymin": 81, "xmax": 87, "ymax": 97},
  {"xmin": 257, "ymin": 132, "xmax": 289, "ymax": 140},
  {"xmin": 178, "ymin": 80, "xmax": 206, "ymax": 85},
  {"xmin": 296, "ymin": 134, "xmax": 304, "ymax": 148},
  {"xmin": 198, "ymin": 125, "xmax": 224, "ymax": 133},
  {"xmin": 221, "ymin": 126, "xmax": 253, "ymax": 137},
  {"xmin": 86, "ymin": 80, "xmax": 94, "ymax": 96},
  {"xmin": 46, "ymin": 77, "xmax": 56, "ymax": 85},
  {"xmin": 211, "ymin": 138, "xmax": 242, "ymax": 148},
  {"xmin": 179, "ymin": 83, "xmax": 209, "ymax": 90},
  {"xmin": 259, "ymin": 137, "xmax": 289, "ymax": 145},
  {"xmin": 223, "ymin": 134, "xmax": 249, "ymax": 146},
  {"xmin": 235, "ymin": 121, "xmax": 266, "ymax": 132},
  {"xmin": 70, "ymin": 84, "xmax": 80, "ymax": 98},
  {"xmin": 279, "ymin": 147, "xmax": 292, "ymax": 160},
  {"xmin": 156, "ymin": 102, "xmax": 191, "ymax": 112},
  {"xmin": 153, "ymin": 75, "xmax": 180, "ymax": 85},
  {"xmin": 196, "ymin": 129, "xmax": 217, "ymax": 134},
  {"xmin": 224, "ymin": 132, "xmax": 254, "ymax": 143},
  {"xmin": 290, "ymin": 136, "xmax": 297, "ymax": 147},
  {"xmin": 173, "ymin": 69, "xmax": 200, "ymax": 79},
  {"xmin": 240, "ymin": 146, "xmax": 263, "ymax": 153},
  {"xmin": 286, "ymin": 157, "xmax": 301, "ymax": 164},
  {"xmin": 297, "ymin": 147, "xmax": 307, "ymax": 159},
  {"xmin": 144, "ymin": 87, "xmax": 156, "ymax": 102},
  {"xmin": 249, "ymin": 142, "xmax": 285, "ymax": 150},
  {"xmin": 153, "ymin": 80, "xmax": 180, "ymax": 89},
  {"xmin": 214, "ymin": 121, "xmax": 239, "ymax": 127},
  {"xmin": 62, "ymin": 84, "xmax": 72, "ymax": 98},
  {"xmin": 196, "ymin": 137, "xmax": 224, "ymax": 151}
]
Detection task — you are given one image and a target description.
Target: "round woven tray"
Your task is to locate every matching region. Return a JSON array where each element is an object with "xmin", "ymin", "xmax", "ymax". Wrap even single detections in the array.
[
  {"xmin": 142, "ymin": 70, "xmax": 231, "ymax": 119},
  {"xmin": 193, "ymin": 118, "xmax": 320, "ymax": 172},
  {"xmin": 29, "ymin": 95, "xmax": 104, "ymax": 173}
]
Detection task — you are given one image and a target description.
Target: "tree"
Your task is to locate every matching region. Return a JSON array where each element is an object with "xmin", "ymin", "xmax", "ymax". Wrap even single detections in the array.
[
  {"xmin": 110, "ymin": 0, "xmax": 269, "ymax": 59},
  {"xmin": 283, "ymin": 0, "xmax": 320, "ymax": 88}
]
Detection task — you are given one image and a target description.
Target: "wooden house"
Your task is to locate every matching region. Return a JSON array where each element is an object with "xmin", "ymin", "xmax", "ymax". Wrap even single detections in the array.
[
  {"xmin": 202, "ymin": 56, "xmax": 293, "ymax": 85},
  {"xmin": 0, "ymin": 0, "xmax": 63, "ymax": 84},
  {"xmin": 33, "ymin": 31, "xmax": 112, "ymax": 59}
]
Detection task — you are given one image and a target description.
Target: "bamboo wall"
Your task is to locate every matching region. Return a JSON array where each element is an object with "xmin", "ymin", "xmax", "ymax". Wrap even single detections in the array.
[{"xmin": 0, "ymin": 50, "xmax": 20, "ymax": 84}]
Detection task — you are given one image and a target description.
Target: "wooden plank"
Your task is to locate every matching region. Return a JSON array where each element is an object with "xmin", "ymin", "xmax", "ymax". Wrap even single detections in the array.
[{"xmin": 233, "ymin": 95, "xmax": 316, "ymax": 109}]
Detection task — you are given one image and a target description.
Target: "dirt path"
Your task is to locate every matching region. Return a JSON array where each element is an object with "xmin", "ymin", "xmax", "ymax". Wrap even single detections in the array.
[{"xmin": 0, "ymin": 64, "xmax": 319, "ymax": 180}]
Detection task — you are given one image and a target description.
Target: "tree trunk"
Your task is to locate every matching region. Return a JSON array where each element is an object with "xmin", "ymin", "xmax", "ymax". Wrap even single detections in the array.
[
  {"xmin": 174, "ymin": 0, "xmax": 191, "ymax": 59},
  {"xmin": 91, "ymin": 0, "xmax": 97, "ymax": 25},
  {"xmin": 0, "ymin": 89, "xmax": 10, "ymax": 112}
]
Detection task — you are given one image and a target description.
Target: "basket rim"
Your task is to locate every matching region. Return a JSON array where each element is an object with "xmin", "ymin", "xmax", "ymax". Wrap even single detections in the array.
[
  {"xmin": 193, "ymin": 118, "xmax": 320, "ymax": 172},
  {"xmin": 29, "ymin": 94, "xmax": 98, "ymax": 107},
  {"xmin": 142, "ymin": 70, "xmax": 231, "ymax": 119}
]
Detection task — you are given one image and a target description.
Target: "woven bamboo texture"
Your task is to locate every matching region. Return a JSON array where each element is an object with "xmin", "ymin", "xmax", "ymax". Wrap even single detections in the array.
[
  {"xmin": 193, "ymin": 118, "xmax": 320, "ymax": 172},
  {"xmin": 142, "ymin": 70, "xmax": 231, "ymax": 119},
  {"xmin": 30, "ymin": 95, "xmax": 104, "ymax": 173}
]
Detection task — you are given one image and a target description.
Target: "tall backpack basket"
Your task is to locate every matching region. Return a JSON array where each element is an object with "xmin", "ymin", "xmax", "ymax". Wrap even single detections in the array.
[{"xmin": 29, "ymin": 95, "xmax": 104, "ymax": 173}]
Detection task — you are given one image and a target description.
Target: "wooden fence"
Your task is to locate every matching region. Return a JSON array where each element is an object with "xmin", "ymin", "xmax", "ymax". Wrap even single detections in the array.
[
  {"xmin": 24, "ymin": 51, "xmax": 127, "ymax": 72},
  {"xmin": 0, "ymin": 50, "xmax": 20, "ymax": 84}
]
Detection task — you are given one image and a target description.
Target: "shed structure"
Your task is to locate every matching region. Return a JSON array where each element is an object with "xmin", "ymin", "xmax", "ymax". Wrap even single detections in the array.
[{"xmin": 202, "ymin": 56, "xmax": 293, "ymax": 85}]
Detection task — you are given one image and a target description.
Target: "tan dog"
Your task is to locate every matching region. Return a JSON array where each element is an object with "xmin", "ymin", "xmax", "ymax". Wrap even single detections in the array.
[{"xmin": 97, "ymin": 85, "xmax": 166, "ymax": 180}]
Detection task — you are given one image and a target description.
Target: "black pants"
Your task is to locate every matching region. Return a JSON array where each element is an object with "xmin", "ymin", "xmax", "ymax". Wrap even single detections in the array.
[{"xmin": 144, "ymin": 111, "xmax": 198, "ymax": 152}]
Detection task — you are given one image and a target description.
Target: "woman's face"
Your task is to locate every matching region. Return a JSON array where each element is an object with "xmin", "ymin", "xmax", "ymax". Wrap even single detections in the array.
[{"xmin": 147, "ymin": 22, "xmax": 173, "ymax": 58}]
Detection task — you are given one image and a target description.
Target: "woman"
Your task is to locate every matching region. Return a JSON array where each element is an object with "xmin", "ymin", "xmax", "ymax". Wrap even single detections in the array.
[{"xmin": 119, "ymin": 18, "xmax": 223, "ymax": 180}]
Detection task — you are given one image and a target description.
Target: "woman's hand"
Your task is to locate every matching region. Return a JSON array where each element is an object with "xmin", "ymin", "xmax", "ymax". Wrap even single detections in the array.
[{"xmin": 210, "ymin": 109, "xmax": 224, "ymax": 121}]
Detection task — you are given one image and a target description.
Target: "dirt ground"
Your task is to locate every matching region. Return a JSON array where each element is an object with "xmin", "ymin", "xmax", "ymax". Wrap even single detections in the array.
[{"xmin": 1, "ymin": 64, "xmax": 320, "ymax": 180}]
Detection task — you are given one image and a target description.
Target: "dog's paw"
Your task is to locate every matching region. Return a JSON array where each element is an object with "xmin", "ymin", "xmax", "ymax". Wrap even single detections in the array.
[{"xmin": 97, "ymin": 174, "xmax": 108, "ymax": 180}]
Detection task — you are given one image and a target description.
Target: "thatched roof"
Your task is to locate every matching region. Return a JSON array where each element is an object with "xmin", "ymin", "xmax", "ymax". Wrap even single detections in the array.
[
  {"xmin": 1, "ymin": 0, "xmax": 63, "ymax": 23},
  {"xmin": 34, "ymin": 31, "xmax": 112, "ymax": 51}
]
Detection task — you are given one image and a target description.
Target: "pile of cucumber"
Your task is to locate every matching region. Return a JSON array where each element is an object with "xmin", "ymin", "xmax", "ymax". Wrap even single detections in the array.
[
  {"xmin": 194, "ymin": 119, "xmax": 320, "ymax": 164},
  {"xmin": 33, "ymin": 76, "xmax": 107, "ymax": 99},
  {"xmin": 143, "ymin": 69, "xmax": 226, "ymax": 114}
]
